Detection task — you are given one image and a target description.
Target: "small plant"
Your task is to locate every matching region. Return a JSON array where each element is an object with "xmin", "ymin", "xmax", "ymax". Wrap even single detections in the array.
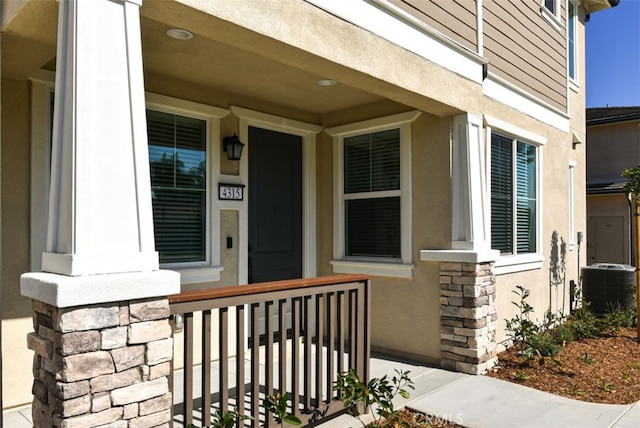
[
  {"xmin": 602, "ymin": 380, "xmax": 616, "ymax": 392},
  {"xmin": 622, "ymin": 373, "xmax": 631, "ymax": 383},
  {"xmin": 551, "ymin": 322, "xmax": 575, "ymax": 345},
  {"xmin": 582, "ymin": 352, "xmax": 595, "ymax": 365},
  {"xmin": 567, "ymin": 301, "xmax": 603, "ymax": 339},
  {"xmin": 514, "ymin": 371, "xmax": 530, "ymax": 382},
  {"xmin": 186, "ymin": 408, "xmax": 252, "ymax": 428},
  {"xmin": 505, "ymin": 286, "xmax": 539, "ymax": 349},
  {"xmin": 603, "ymin": 305, "xmax": 637, "ymax": 334},
  {"xmin": 505, "ymin": 286, "xmax": 563, "ymax": 363},
  {"xmin": 628, "ymin": 362, "xmax": 640, "ymax": 370},
  {"xmin": 263, "ymin": 392, "xmax": 302, "ymax": 427},
  {"xmin": 333, "ymin": 368, "xmax": 414, "ymax": 426},
  {"xmin": 572, "ymin": 384, "xmax": 583, "ymax": 396}
]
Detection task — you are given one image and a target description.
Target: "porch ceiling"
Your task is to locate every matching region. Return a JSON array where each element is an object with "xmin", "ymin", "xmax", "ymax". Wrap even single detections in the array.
[{"xmin": 1, "ymin": 0, "xmax": 387, "ymax": 117}]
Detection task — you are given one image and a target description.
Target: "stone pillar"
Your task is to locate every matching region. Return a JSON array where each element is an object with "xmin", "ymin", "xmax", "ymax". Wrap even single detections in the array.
[
  {"xmin": 28, "ymin": 297, "xmax": 173, "ymax": 428},
  {"xmin": 440, "ymin": 261, "xmax": 498, "ymax": 375}
]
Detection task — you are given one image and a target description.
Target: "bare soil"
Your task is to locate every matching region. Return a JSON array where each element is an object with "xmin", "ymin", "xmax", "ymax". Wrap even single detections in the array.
[{"xmin": 486, "ymin": 327, "xmax": 640, "ymax": 404}]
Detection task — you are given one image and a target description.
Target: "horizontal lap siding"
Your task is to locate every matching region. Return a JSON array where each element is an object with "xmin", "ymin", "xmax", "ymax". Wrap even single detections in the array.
[
  {"xmin": 483, "ymin": 0, "xmax": 567, "ymax": 111},
  {"xmin": 389, "ymin": 0, "xmax": 477, "ymax": 52}
]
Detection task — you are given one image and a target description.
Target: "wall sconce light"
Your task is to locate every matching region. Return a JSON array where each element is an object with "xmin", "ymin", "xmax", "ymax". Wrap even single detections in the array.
[{"xmin": 223, "ymin": 134, "xmax": 245, "ymax": 161}]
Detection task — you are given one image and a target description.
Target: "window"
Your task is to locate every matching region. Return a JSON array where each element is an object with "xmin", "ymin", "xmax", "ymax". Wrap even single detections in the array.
[
  {"xmin": 491, "ymin": 133, "xmax": 538, "ymax": 256},
  {"xmin": 568, "ymin": 1, "xmax": 577, "ymax": 81},
  {"xmin": 344, "ymin": 129, "xmax": 401, "ymax": 258},
  {"xmin": 544, "ymin": 0, "xmax": 558, "ymax": 15},
  {"xmin": 541, "ymin": 0, "xmax": 561, "ymax": 28},
  {"xmin": 326, "ymin": 111, "xmax": 419, "ymax": 278},
  {"xmin": 147, "ymin": 109, "xmax": 208, "ymax": 264}
]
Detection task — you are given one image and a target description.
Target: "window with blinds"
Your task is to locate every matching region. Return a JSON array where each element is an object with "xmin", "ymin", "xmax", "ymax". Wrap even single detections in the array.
[
  {"xmin": 490, "ymin": 132, "xmax": 537, "ymax": 256},
  {"xmin": 343, "ymin": 129, "xmax": 401, "ymax": 258},
  {"xmin": 147, "ymin": 109, "xmax": 207, "ymax": 264}
]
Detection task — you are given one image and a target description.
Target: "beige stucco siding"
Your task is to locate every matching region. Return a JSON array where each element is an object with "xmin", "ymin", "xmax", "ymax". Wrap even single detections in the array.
[
  {"xmin": 483, "ymin": 0, "xmax": 567, "ymax": 112},
  {"xmin": 586, "ymin": 194, "xmax": 631, "ymax": 264},
  {"xmin": 1, "ymin": 77, "xmax": 35, "ymax": 408},
  {"xmin": 587, "ymin": 122, "xmax": 640, "ymax": 184},
  {"xmin": 389, "ymin": 0, "xmax": 478, "ymax": 52},
  {"xmin": 369, "ymin": 114, "xmax": 450, "ymax": 362}
]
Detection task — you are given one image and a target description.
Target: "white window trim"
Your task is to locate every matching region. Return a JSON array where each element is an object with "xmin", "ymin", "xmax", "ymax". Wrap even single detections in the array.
[
  {"xmin": 29, "ymin": 74, "xmax": 231, "ymax": 284},
  {"xmin": 29, "ymin": 70, "xmax": 56, "ymax": 272},
  {"xmin": 567, "ymin": 0, "xmax": 579, "ymax": 89},
  {"xmin": 541, "ymin": 0, "xmax": 563, "ymax": 30},
  {"xmin": 569, "ymin": 160, "xmax": 577, "ymax": 250},
  {"xmin": 326, "ymin": 111, "xmax": 420, "ymax": 278},
  {"xmin": 145, "ymin": 93, "xmax": 230, "ymax": 284},
  {"xmin": 484, "ymin": 116, "xmax": 546, "ymax": 275}
]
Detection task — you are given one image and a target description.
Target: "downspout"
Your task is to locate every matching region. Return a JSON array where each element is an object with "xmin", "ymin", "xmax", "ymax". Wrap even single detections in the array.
[{"xmin": 0, "ymin": 28, "xmax": 4, "ymax": 422}]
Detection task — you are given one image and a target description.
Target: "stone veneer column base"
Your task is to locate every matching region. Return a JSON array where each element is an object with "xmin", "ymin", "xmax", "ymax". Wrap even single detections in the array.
[
  {"xmin": 440, "ymin": 261, "xmax": 498, "ymax": 375},
  {"xmin": 27, "ymin": 297, "xmax": 174, "ymax": 428}
]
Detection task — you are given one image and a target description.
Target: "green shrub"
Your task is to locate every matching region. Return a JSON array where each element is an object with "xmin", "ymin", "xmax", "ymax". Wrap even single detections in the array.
[
  {"xmin": 552, "ymin": 323, "xmax": 575, "ymax": 344},
  {"xmin": 263, "ymin": 392, "xmax": 302, "ymax": 427},
  {"xmin": 528, "ymin": 333, "xmax": 561, "ymax": 357},
  {"xmin": 333, "ymin": 368, "xmax": 414, "ymax": 427},
  {"xmin": 567, "ymin": 301, "xmax": 603, "ymax": 339},
  {"xmin": 602, "ymin": 305, "xmax": 636, "ymax": 333}
]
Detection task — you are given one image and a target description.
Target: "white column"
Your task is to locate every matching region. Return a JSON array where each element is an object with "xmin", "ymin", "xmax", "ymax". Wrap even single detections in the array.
[
  {"xmin": 22, "ymin": 0, "xmax": 179, "ymax": 308},
  {"xmin": 42, "ymin": 0, "xmax": 158, "ymax": 276},
  {"xmin": 451, "ymin": 113, "xmax": 490, "ymax": 251}
]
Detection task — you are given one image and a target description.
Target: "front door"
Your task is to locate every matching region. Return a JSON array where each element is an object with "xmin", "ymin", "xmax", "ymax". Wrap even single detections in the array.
[{"xmin": 248, "ymin": 126, "xmax": 303, "ymax": 283}]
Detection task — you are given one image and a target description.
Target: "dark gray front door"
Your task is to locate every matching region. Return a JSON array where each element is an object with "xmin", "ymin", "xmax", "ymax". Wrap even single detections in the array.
[{"xmin": 248, "ymin": 126, "xmax": 303, "ymax": 283}]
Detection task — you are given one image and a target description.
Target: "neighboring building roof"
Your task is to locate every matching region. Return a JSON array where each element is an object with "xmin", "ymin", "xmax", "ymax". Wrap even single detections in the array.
[
  {"xmin": 583, "ymin": 0, "xmax": 620, "ymax": 14},
  {"xmin": 587, "ymin": 181, "xmax": 628, "ymax": 195},
  {"xmin": 587, "ymin": 106, "xmax": 640, "ymax": 126}
]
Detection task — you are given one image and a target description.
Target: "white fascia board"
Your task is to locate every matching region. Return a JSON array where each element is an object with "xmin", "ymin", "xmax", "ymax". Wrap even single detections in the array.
[
  {"xmin": 305, "ymin": 0, "xmax": 486, "ymax": 83},
  {"xmin": 483, "ymin": 73, "xmax": 570, "ymax": 132}
]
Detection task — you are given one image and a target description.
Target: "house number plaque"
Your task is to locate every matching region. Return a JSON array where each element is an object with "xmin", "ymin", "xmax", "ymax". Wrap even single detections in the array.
[{"xmin": 218, "ymin": 183, "xmax": 245, "ymax": 201}]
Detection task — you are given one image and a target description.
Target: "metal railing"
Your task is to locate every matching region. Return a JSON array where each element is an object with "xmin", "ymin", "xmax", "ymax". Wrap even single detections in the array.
[{"xmin": 168, "ymin": 274, "xmax": 370, "ymax": 427}]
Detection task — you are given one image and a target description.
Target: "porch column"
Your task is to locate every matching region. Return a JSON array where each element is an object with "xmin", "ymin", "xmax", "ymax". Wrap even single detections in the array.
[
  {"xmin": 439, "ymin": 261, "xmax": 498, "ymax": 374},
  {"xmin": 20, "ymin": 1, "xmax": 179, "ymax": 427},
  {"xmin": 451, "ymin": 113, "xmax": 490, "ymax": 251}
]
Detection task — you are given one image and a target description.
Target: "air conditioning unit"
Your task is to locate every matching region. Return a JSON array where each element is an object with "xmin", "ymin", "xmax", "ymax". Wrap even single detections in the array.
[{"xmin": 580, "ymin": 263, "xmax": 636, "ymax": 316}]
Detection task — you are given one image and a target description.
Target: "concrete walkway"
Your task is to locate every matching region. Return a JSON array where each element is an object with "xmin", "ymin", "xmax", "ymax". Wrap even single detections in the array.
[
  {"xmin": 319, "ymin": 354, "xmax": 640, "ymax": 428},
  {"xmin": 4, "ymin": 354, "xmax": 640, "ymax": 427}
]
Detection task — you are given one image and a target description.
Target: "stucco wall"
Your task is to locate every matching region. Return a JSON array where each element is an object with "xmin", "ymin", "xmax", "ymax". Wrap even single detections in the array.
[
  {"xmin": 587, "ymin": 121, "xmax": 640, "ymax": 184},
  {"xmin": 369, "ymin": 115, "xmax": 451, "ymax": 363},
  {"xmin": 1, "ymin": 77, "xmax": 35, "ymax": 408}
]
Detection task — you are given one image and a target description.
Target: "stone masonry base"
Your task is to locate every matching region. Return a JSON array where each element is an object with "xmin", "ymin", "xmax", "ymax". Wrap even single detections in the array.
[
  {"xmin": 440, "ymin": 261, "xmax": 498, "ymax": 375},
  {"xmin": 27, "ymin": 297, "xmax": 173, "ymax": 428}
]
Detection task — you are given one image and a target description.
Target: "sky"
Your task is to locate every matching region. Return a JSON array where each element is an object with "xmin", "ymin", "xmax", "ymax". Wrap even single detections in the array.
[{"xmin": 586, "ymin": 0, "xmax": 640, "ymax": 107}]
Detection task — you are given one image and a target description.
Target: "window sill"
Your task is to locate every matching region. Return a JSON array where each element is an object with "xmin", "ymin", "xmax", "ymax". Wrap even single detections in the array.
[
  {"xmin": 331, "ymin": 259, "xmax": 414, "ymax": 278},
  {"xmin": 569, "ymin": 79, "xmax": 580, "ymax": 94},
  {"xmin": 494, "ymin": 254, "xmax": 544, "ymax": 275},
  {"xmin": 164, "ymin": 266, "xmax": 223, "ymax": 284}
]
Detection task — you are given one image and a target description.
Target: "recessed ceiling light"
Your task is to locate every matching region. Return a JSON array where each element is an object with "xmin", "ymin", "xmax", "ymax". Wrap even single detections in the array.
[
  {"xmin": 166, "ymin": 28, "xmax": 193, "ymax": 40},
  {"xmin": 317, "ymin": 79, "xmax": 337, "ymax": 86}
]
